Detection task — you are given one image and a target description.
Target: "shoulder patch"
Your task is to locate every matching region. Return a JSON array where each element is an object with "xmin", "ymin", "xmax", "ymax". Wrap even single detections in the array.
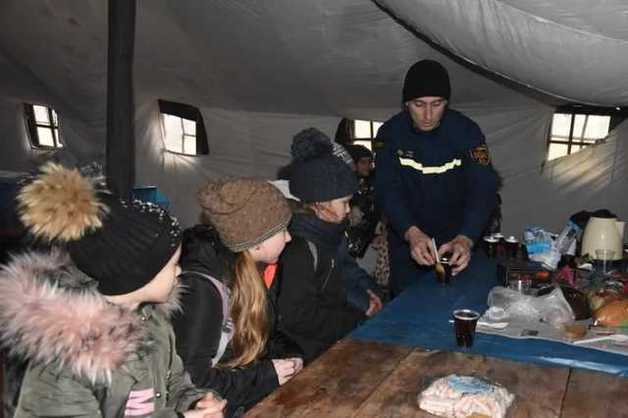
[
  {"xmin": 469, "ymin": 144, "xmax": 491, "ymax": 166},
  {"xmin": 372, "ymin": 139, "xmax": 386, "ymax": 150}
]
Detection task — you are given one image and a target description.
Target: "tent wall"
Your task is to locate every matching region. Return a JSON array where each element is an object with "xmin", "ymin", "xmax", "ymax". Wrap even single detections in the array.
[
  {"xmin": 462, "ymin": 103, "xmax": 628, "ymax": 235},
  {"xmin": 134, "ymin": 97, "xmax": 340, "ymax": 225},
  {"xmin": 1, "ymin": 91, "xmax": 627, "ymax": 236},
  {"xmin": 1, "ymin": 0, "xmax": 627, "ymax": 238},
  {"xmin": 0, "ymin": 97, "xmax": 104, "ymax": 172}
]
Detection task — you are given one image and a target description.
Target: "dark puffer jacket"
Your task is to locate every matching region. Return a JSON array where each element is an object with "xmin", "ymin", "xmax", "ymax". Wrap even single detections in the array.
[
  {"xmin": 278, "ymin": 213, "xmax": 366, "ymax": 362},
  {"xmin": 172, "ymin": 225, "xmax": 301, "ymax": 417}
]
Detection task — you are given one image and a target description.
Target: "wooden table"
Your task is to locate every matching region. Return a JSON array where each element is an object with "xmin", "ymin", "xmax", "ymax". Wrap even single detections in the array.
[{"xmin": 247, "ymin": 339, "xmax": 628, "ymax": 418}]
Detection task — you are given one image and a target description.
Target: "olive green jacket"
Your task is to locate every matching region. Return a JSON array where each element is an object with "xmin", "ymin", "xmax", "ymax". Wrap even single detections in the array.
[{"xmin": 0, "ymin": 251, "xmax": 208, "ymax": 417}]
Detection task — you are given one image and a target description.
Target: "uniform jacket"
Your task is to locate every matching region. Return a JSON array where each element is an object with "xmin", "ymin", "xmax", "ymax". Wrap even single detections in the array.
[
  {"xmin": 0, "ymin": 251, "xmax": 207, "ymax": 418},
  {"xmin": 375, "ymin": 109, "xmax": 498, "ymax": 248}
]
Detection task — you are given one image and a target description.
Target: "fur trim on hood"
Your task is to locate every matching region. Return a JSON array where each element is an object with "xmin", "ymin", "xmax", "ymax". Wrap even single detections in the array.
[{"xmin": 0, "ymin": 250, "xmax": 180, "ymax": 384}]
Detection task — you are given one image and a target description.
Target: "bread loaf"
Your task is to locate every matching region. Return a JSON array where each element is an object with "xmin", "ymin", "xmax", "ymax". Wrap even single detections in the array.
[{"xmin": 594, "ymin": 299, "xmax": 628, "ymax": 327}]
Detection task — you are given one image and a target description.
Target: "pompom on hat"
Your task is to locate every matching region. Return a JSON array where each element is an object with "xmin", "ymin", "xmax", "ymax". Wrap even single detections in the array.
[
  {"xmin": 17, "ymin": 163, "xmax": 182, "ymax": 296},
  {"xmin": 288, "ymin": 128, "xmax": 358, "ymax": 203},
  {"xmin": 198, "ymin": 178, "xmax": 292, "ymax": 252}
]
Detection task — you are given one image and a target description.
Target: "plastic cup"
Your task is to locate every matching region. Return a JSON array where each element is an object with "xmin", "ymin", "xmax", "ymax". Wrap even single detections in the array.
[
  {"xmin": 435, "ymin": 257, "xmax": 452, "ymax": 285},
  {"xmin": 508, "ymin": 278, "xmax": 531, "ymax": 294},
  {"xmin": 595, "ymin": 249, "xmax": 616, "ymax": 273},
  {"xmin": 483, "ymin": 236, "xmax": 498, "ymax": 258},
  {"xmin": 453, "ymin": 309, "xmax": 480, "ymax": 348},
  {"xmin": 505, "ymin": 236, "xmax": 519, "ymax": 259},
  {"xmin": 493, "ymin": 233, "xmax": 506, "ymax": 258}
]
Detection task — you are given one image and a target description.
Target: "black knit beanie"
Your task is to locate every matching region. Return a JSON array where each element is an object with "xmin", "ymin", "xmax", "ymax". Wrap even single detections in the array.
[
  {"xmin": 345, "ymin": 144, "xmax": 373, "ymax": 163},
  {"xmin": 68, "ymin": 194, "xmax": 182, "ymax": 295},
  {"xmin": 289, "ymin": 128, "xmax": 358, "ymax": 203},
  {"xmin": 17, "ymin": 163, "xmax": 181, "ymax": 296},
  {"xmin": 402, "ymin": 59, "xmax": 451, "ymax": 103}
]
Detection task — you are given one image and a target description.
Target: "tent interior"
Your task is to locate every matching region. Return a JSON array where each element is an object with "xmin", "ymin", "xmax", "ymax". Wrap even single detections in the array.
[{"xmin": 1, "ymin": 0, "xmax": 628, "ymax": 237}]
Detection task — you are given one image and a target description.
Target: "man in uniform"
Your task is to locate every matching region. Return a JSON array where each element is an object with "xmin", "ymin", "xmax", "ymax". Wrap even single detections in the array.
[{"xmin": 375, "ymin": 59, "xmax": 498, "ymax": 296}]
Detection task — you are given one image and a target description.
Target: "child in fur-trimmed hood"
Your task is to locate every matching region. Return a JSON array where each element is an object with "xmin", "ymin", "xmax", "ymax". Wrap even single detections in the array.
[{"xmin": 0, "ymin": 163, "xmax": 225, "ymax": 418}]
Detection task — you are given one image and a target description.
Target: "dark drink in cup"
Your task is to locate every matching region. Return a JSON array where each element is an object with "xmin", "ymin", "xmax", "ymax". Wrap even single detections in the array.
[
  {"xmin": 483, "ymin": 236, "xmax": 498, "ymax": 258},
  {"xmin": 435, "ymin": 255, "xmax": 452, "ymax": 285},
  {"xmin": 505, "ymin": 236, "xmax": 519, "ymax": 259},
  {"xmin": 493, "ymin": 233, "xmax": 506, "ymax": 258},
  {"xmin": 453, "ymin": 309, "xmax": 480, "ymax": 348}
]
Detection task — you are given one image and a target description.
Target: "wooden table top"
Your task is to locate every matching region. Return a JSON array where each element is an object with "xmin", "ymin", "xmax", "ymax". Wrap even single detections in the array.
[{"xmin": 246, "ymin": 339, "xmax": 628, "ymax": 418}]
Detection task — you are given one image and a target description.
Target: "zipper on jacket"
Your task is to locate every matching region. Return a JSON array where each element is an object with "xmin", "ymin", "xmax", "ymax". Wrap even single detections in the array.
[{"xmin": 321, "ymin": 258, "xmax": 335, "ymax": 290}]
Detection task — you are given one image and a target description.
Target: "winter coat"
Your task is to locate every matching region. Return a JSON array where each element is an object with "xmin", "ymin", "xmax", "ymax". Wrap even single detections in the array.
[
  {"xmin": 172, "ymin": 228, "xmax": 301, "ymax": 416},
  {"xmin": 376, "ymin": 109, "xmax": 498, "ymax": 245},
  {"xmin": 278, "ymin": 213, "xmax": 367, "ymax": 362},
  {"xmin": 0, "ymin": 251, "xmax": 207, "ymax": 418},
  {"xmin": 375, "ymin": 109, "xmax": 498, "ymax": 295}
]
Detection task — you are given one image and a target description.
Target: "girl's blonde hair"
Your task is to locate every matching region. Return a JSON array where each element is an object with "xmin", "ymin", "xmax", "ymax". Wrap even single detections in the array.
[{"xmin": 225, "ymin": 250, "xmax": 269, "ymax": 367}]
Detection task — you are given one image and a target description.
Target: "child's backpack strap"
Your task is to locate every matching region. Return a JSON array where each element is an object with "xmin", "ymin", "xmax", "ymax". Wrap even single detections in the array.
[
  {"xmin": 183, "ymin": 271, "xmax": 234, "ymax": 366},
  {"xmin": 306, "ymin": 239, "xmax": 335, "ymax": 291},
  {"xmin": 306, "ymin": 240, "xmax": 319, "ymax": 273}
]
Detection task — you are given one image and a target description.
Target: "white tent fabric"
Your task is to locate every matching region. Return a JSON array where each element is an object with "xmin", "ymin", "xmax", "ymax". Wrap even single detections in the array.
[
  {"xmin": 1, "ymin": 0, "xmax": 627, "ymax": 236},
  {"xmin": 377, "ymin": 0, "xmax": 628, "ymax": 105}
]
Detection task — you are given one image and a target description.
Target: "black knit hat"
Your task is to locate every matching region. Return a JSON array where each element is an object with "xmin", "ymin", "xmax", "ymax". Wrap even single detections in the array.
[
  {"xmin": 402, "ymin": 59, "xmax": 451, "ymax": 103},
  {"xmin": 289, "ymin": 128, "xmax": 358, "ymax": 203},
  {"xmin": 17, "ymin": 163, "xmax": 181, "ymax": 296},
  {"xmin": 68, "ymin": 194, "xmax": 182, "ymax": 295},
  {"xmin": 345, "ymin": 144, "xmax": 373, "ymax": 163}
]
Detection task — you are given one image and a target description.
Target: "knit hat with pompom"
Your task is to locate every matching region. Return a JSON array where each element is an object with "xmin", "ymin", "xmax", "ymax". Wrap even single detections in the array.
[
  {"xmin": 289, "ymin": 128, "xmax": 358, "ymax": 203},
  {"xmin": 198, "ymin": 178, "xmax": 291, "ymax": 252},
  {"xmin": 17, "ymin": 163, "xmax": 182, "ymax": 296}
]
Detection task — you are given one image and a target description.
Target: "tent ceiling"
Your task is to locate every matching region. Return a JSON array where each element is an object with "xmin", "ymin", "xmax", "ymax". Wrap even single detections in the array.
[
  {"xmin": 135, "ymin": 0, "xmax": 530, "ymax": 118},
  {"xmin": 377, "ymin": 0, "xmax": 628, "ymax": 106},
  {"xmin": 1, "ymin": 0, "xmax": 627, "ymax": 120}
]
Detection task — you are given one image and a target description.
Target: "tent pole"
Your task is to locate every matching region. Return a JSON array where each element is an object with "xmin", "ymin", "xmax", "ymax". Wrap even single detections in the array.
[{"xmin": 106, "ymin": 0, "xmax": 136, "ymax": 197}]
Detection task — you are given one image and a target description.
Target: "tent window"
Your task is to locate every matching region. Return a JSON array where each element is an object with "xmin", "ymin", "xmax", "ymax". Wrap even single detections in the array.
[
  {"xmin": 24, "ymin": 104, "xmax": 63, "ymax": 149},
  {"xmin": 547, "ymin": 105, "xmax": 626, "ymax": 161},
  {"xmin": 352, "ymin": 120, "xmax": 383, "ymax": 151},
  {"xmin": 158, "ymin": 100, "xmax": 208, "ymax": 156}
]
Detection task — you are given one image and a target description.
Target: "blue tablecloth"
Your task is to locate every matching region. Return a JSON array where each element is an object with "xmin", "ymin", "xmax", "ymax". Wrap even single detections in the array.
[{"xmin": 352, "ymin": 252, "xmax": 628, "ymax": 377}]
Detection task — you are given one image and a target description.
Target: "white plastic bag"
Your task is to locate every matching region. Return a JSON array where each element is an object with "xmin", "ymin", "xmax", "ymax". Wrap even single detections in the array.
[{"xmin": 487, "ymin": 286, "xmax": 574, "ymax": 329}]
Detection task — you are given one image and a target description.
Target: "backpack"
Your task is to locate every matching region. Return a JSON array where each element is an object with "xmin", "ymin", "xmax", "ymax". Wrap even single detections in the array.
[{"xmin": 183, "ymin": 271, "xmax": 234, "ymax": 366}]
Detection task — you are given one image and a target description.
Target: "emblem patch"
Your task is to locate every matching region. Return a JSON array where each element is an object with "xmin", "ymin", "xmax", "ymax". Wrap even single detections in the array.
[
  {"xmin": 469, "ymin": 144, "xmax": 491, "ymax": 166},
  {"xmin": 397, "ymin": 149, "xmax": 415, "ymax": 159}
]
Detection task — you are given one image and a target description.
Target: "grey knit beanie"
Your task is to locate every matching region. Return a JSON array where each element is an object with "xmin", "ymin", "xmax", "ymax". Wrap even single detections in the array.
[{"xmin": 288, "ymin": 128, "xmax": 358, "ymax": 203}]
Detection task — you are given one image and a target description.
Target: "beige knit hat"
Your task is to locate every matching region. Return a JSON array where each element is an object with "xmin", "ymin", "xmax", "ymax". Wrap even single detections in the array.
[{"xmin": 198, "ymin": 178, "xmax": 292, "ymax": 252}]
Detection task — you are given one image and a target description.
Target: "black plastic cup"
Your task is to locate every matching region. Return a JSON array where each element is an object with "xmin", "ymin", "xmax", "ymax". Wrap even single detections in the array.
[
  {"xmin": 505, "ymin": 236, "xmax": 519, "ymax": 259},
  {"xmin": 453, "ymin": 309, "xmax": 480, "ymax": 348},
  {"xmin": 435, "ymin": 256, "xmax": 452, "ymax": 285},
  {"xmin": 483, "ymin": 236, "xmax": 498, "ymax": 258}
]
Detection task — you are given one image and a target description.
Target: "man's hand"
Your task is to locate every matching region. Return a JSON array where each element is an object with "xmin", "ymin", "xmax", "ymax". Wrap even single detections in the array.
[
  {"xmin": 365, "ymin": 289, "xmax": 383, "ymax": 317},
  {"xmin": 404, "ymin": 226, "xmax": 436, "ymax": 265},
  {"xmin": 438, "ymin": 235, "xmax": 473, "ymax": 275}
]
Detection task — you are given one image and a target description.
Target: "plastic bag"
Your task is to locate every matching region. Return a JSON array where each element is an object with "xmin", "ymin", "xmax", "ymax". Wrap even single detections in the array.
[
  {"xmin": 417, "ymin": 374, "xmax": 514, "ymax": 418},
  {"xmin": 487, "ymin": 286, "xmax": 574, "ymax": 329},
  {"xmin": 523, "ymin": 226, "xmax": 560, "ymax": 270},
  {"xmin": 523, "ymin": 226, "xmax": 552, "ymax": 254}
]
